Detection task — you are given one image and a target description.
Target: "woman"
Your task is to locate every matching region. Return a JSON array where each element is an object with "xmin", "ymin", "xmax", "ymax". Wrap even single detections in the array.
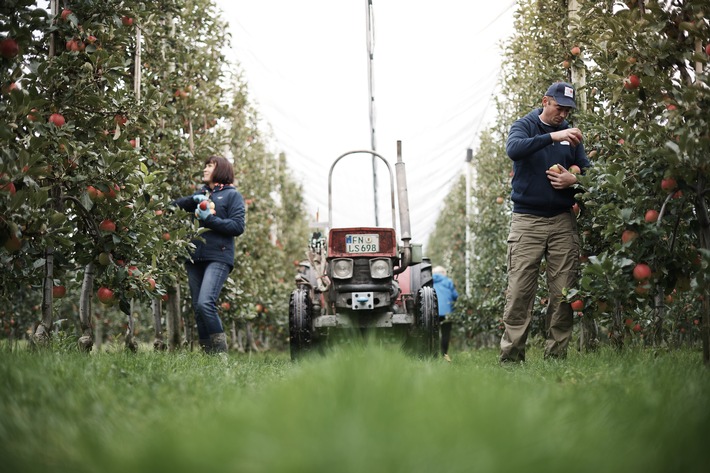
[{"xmin": 174, "ymin": 156, "xmax": 245, "ymax": 353}]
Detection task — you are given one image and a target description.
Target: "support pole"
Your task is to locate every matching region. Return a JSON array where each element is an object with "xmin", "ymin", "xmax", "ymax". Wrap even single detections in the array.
[
  {"xmin": 366, "ymin": 0, "xmax": 379, "ymax": 225},
  {"xmin": 568, "ymin": 0, "xmax": 587, "ymax": 111},
  {"xmin": 465, "ymin": 149, "xmax": 472, "ymax": 297}
]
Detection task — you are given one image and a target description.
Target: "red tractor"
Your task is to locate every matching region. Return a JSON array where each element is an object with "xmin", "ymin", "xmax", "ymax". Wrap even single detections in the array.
[{"xmin": 289, "ymin": 141, "xmax": 439, "ymax": 359}]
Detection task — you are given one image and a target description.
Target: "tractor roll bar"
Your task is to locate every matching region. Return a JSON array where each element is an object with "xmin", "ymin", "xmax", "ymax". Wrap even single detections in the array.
[
  {"xmin": 328, "ymin": 149, "xmax": 396, "ymax": 232},
  {"xmin": 327, "ymin": 141, "xmax": 412, "ymax": 274}
]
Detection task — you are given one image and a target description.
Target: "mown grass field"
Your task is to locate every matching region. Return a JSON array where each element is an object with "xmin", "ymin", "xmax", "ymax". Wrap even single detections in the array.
[{"xmin": 1, "ymin": 341, "xmax": 708, "ymax": 473}]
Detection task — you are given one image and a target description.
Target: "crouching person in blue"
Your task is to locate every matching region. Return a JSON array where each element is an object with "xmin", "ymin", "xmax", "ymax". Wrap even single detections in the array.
[
  {"xmin": 433, "ymin": 266, "xmax": 458, "ymax": 362},
  {"xmin": 174, "ymin": 156, "xmax": 245, "ymax": 354}
]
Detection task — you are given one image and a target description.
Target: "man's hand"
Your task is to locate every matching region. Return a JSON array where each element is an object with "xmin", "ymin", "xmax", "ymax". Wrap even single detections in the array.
[
  {"xmin": 192, "ymin": 193, "xmax": 208, "ymax": 203},
  {"xmin": 546, "ymin": 165, "xmax": 578, "ymax": 190},
  {"xmin": 550, "ymin": 127, "xmax": 583, "ymax": 146}
]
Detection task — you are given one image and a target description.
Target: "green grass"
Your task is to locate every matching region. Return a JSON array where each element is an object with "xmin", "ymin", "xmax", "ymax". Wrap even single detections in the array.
[{"xmin": 1, "ymin": 342, "xmax": 708, "ymax": 473}]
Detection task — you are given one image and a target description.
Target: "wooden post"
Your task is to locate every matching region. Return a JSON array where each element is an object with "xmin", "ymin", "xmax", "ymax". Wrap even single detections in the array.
[{"xmin": 568, "ymin": 0, "xmax": 587, "ymax": 111}]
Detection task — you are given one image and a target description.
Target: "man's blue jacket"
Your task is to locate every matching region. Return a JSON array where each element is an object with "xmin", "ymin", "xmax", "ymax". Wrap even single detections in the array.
[{"xmin": 506, "ymin": 108, "xmax": 590, "ymax": 217}]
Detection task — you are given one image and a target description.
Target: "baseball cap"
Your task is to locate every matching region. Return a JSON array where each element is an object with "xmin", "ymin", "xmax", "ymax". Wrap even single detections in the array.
[{"xmin": 545, "ymin": 82, "xmax": 576, "ymax": 109}]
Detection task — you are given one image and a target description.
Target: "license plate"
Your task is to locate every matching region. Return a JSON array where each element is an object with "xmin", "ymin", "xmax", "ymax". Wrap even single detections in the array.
[{"xmin": 345, "ymin": 234, "xmax": 379, "ymax": 253}]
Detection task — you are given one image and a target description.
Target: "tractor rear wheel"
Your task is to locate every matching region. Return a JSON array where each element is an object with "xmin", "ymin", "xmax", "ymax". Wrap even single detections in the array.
[
  {"xmin": 289, "ymin": 288, "xmax": 314, "ymax": 360},
  {"xmin": 415, "ymin": 286, "xmax": 439, "ymax": 356}
]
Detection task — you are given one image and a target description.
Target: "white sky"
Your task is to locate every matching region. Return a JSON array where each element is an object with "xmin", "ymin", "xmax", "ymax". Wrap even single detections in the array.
[{"xmin": 214, "ymin": 0, "xmax": 517, "ymax": 248}]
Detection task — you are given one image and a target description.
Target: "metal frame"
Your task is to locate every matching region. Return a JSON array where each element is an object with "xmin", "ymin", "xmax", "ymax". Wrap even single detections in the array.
[{"xmin": 327, "ymin": 150, "xmax": 397, "ymax": 232}]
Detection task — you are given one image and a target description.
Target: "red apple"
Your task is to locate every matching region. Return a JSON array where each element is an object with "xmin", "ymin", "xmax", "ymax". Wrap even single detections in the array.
[
  {"xmin": 572, "ymin": 203, "xmax": 580, "ymax": 216},
  {"xmin": 562, "ymin": 60, "xmax": 571, "ymax": 69},
  {"xmin": 569, "ymin": 164, "xmax": 581, "ymax": 174},
  {"xmin": 49, "ymin": 113, "xmax": 66, "ymax": 127},
  {"xmin": 161, "ymin": 232, "xmax": 170, "ymax": 241},
  {"xmin": 548, "ymin": 164, "xmax": 562, "ymax": 174},
  {"xmin": 635, "ymin": 283, "xmax": 650, "ymax": 295},
  {"xmin": 621, "ymin": 229, "xmax": 638, "ymax": 244},
  {"xmin": 632, "ymin": 323, "xmax": 642, "ymax": 333},
  {"xmin": 161, "ymin": 294, "xmax": 169, "ymax": 302},
  {"xmin": 199, "ymin": 201, "xmax": 209, "ymax": 211},
  {"xmin": 571, "ymin": 300, "xmax": 584, "ymax": 311},
  {"xmin": 97, "ymin": 287, "xmax": 115, "ymax": 304},
  {"xmin": 129, "ymin": 139, "xmax": 137, "ymax": 148},
  {"xmin": 0, "ymin": 181, "xmax": 16, "ymax": 196},
  {"xmin": 644, "ymin": 210, "xmax": 659, "ymax": 223},
  {"xmin": 61, "ymin": 9, "xmax": 72, "ymax": 21},
  {"xmin": 121, "ymin": 16, "xmax": 134, "ymax": 26},
  {"xmin": 496, "ymin": 196, "xmax": 504, "ymax": 204},
  {"xmin": 105, "ymin": 183, "xmax": 119, "ymax": 200},
  {"xmin": 706, "ymin": 43, "xmax": 710, "ymax": 55},
  {"xmin": 0, "ymin": 38, "xmax": 19, "ymax": 59},
  {"xmin": 220, "ymin": 302, "xmax": 230, "ymax": 310},
  {"xmin": 98, "ymin": 219, "xmax": 116, "ymax": 232},
  {"xmin": 86, "ymin": 185, "xmax": 100, "ymax": 200},
  {"xmin": 27, "ymin": 108, "xmax": 39, "ymax": 122},
  {"xmin": 632, "ymin": 263, "xmax": 652, "ymax": 281},
  {"xmin": 661, "ymin": 177, "xmax": 677, "ymax": 192},
  {"xmin": 570, "ymin": 46, "xmax": 581, "ymax": 56},
  {"xmin": 146, "ymin": 278, "xmax": 156, "ymax": 292},
  {"xmin": 65, "ymin": 39, "xmax": 84, "ymax": 52},
  {"xmin": 114, "ymin": 114, "xmax": 128, "ymax": 126},
  {"xmin": 53, "ymin": 285, "xmax": 66, "ymax": 298},
  {"xmin": 624, "ymin": 74, "xmax": 640, "ymax": 90}
]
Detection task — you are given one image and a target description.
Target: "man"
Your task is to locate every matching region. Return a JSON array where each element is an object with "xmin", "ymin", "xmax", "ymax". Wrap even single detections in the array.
[
  {"xmin": 433, "ymin": 266, "xmax": 458, "ymax": 362},
  {"xmin": 499, "ymin": 81, "xmax": 590, "ymax": 363}
]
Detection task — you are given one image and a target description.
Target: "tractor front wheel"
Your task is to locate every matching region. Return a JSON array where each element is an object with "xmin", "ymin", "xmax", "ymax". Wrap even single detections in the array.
[
  {"xmin": 289, "ymin": 288, "xmax": 314, "ymax": 361},
  {"xmin": 415, "ymin": 286, "xmax": 440, "ymax": 356}
]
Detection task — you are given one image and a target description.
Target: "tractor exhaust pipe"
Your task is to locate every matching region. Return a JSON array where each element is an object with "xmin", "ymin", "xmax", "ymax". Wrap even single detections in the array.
[{"xmin": 394, "ymin": 140, "xmax": 412, "ymax": 274}]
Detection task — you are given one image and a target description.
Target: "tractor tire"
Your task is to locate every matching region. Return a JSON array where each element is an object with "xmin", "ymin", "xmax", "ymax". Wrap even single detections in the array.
[
  {"xmin": 415, "ymin": 286, "xmax": 440, "ymax": 356},
  {"xmin": 409, "ymin": 258, "xmax": 434, "ymax": 293},
  {"xmin": 289, "ymin": 288, "xmax": 314, "ymax": 361}
]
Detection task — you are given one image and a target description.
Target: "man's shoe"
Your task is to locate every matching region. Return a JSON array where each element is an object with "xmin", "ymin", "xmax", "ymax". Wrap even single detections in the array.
[{"xmin": 443, "ymin": 354, "xmax": 452, "ymax": 363}]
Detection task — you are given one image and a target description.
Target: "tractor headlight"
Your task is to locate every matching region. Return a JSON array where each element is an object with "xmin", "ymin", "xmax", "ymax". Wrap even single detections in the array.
[
  {"xmin": 332, "ymin": 258, "xmax": 353, "ymax": 279},
  {"xmin": 369, "ymin": 258, "xmax": 392, "ymax": 279}
]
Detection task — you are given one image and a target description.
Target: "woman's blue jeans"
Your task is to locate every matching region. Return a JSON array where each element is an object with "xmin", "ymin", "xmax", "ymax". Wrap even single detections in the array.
[{"xmin": 185, "ymin": 261, "xmax": 230, "ymax": 340}]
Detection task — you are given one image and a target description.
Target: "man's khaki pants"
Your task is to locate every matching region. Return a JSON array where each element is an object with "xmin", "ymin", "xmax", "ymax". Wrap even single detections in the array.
[{"xmin": 499, "ymin": 212, "xmax": 580, "ymax": 362}]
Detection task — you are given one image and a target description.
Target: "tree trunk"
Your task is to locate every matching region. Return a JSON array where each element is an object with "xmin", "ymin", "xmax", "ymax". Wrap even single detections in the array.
[
  {"xmin": 152, "ymin": 298, "xmax": 166, "ymax": 351},
  {"xmin": 78, "ymin": 262, "xmax": 95, "ymax": 352},
  {"xmin": 230, "ymin": 319, "xmax": 238, "ymax": 351},
  {"xmin": 166, "ymin": 284, "xmax": 181, "ymax": 350},
  {"xmin": 93, "ymin": 313, "xmax": 102, "ymax": 352},
  {"xmin": 124, "ymin": 299, "xmax": 138, "ymax": 352},
  {"xmin": 694, "ymin": 177, "xmax": 710, "ymax": 366},
  {"xmin": 579, "ymin": 314, "xmax": 598, "ymax": 352},
  {"xmin": 609, "ymin": 303, "xmax": 625, "ymax": 350},
  {"xmin": 245, "ymin": 322, "xmax": 258, "ymax": 352},
  {"xmin": 32, "ymin": 245, "xmax": 54, "ymax": 348}
]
